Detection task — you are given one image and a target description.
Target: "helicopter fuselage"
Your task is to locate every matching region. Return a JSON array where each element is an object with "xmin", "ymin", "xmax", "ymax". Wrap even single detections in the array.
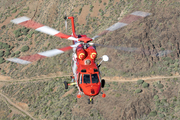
[{"xmin": 72, "ymin": 43, "xmax": 102, "ymax": 97}]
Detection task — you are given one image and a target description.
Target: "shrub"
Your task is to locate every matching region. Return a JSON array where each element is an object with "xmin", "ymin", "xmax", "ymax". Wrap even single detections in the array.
[
  {"xmin": 14, "ymin": 29, "xmax": 22, "ymax": 38},
  {"xmin": 142, "ymin": 82, "xmax": 149, "ymax": 88},
  {"xmin": 0, "ymin": 51, "xmax": 4, "ymax": 57},
  {"xmin": 15, "ymin": 51, "xmax": 20, "ymax": 55},
  {"xmin": 155, "ymin": 102, "xmax": 160, "ymax": 107},
  {"xmin": 161, "ymin": 99, "xmax": 167, "ymax": 103},
  {"xmin": 135, "ymin": 89, "xmax": 142, "ymax": 93},
  {"xmin": 53, "ymin": 111, "xmax": 61, "ymax": 118},
  {"xmin": 1, "ymin": 69, "xmax": 6, "ymax": 74},
  {"xmin": 90, "ymin": 5, "xmax": 94, "ymax": 12},
  {"xmin": 154, "ymin": 95, "xmax": 159, "ymax": 100},
  {"xmin": 149, "ymin": 111, "xmax": 157, "ymax": 117},
  {"xmin": 9, "ymin": 46, "xmax": 14, "ymax": 51},
  {"xmin": 79, "ymin": 8, "xmax": 82, "ymax": 15},
  {"xmin": 160, "ymin": 48, "xmax": 165, "ymax": 51},
  {"xmin": 157, "ymin": 84, "xmax": 164, "ymax": 89},
  {"xmin": 158, "ymin": 113, "xmax": 165, "ymax": 118},
  {"xmin": 21, "ymin": 46, "xmax": 29, "ymax": 52},
  {"xmin": 1, "ymin": 25, "xmax": 6, "ymax": 29},
  {"xmin": 0, "ymin": 57, "xmax": 5, "ymax": 64},
  {"xmin": 11, "ymin": 53, "xmax": 15, "ymax": 57},
  {"xmin": 160, "ymin": 89, "xmax": 164, "ymax": 92},
  {"xmin": 137, "ymin": 79, "xmax": 144, "ymax": 85},
  {"xmin": 12, "ymin": 9, "xmax": 17, "ymax": 13},
  {"xmin": 18, "ymin": 38, "xmax": 23, "ymax": 41},
  {"xmin": 27, "ymin": 31, "xmax": 34, "ymax": 38},
  {"xmin": 4, "ymin": 50, "xmax": 11, "ymax": 57},
  {"xmin": 22, "ymin": 28, "xmax": 29, "ymax": 35},
  {"xmin": 34, "ymin": 31, "xmax": 39, "ymax": 34},
  {"xmin": 24, "ymin": 37, "xmax": 28, "ymax": 41},
  {"xmin": 2, "ymin": 43, "xmax": 10, "ymax": 49}
]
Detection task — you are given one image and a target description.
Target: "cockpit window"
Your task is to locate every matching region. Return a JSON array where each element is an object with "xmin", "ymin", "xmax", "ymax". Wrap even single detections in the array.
[
  {"xmin": 83, "ymin": 74, "xmax": 90, "ymax": 83},
  {"xmin": 91, "ymin": 74, "xmax": 99, "ymax": 83}
]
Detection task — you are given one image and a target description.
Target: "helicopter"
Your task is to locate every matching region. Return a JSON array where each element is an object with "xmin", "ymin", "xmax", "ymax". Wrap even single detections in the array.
[{"xmin": 7, "ymin": 11, "xmax": 151, "ymax": 104}]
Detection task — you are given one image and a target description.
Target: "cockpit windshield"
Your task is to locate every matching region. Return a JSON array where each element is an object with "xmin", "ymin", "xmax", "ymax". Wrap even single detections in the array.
[
  {"xmin": 91, "ymin": 74, "xmax": 99, "ymax": 83},
  {"xmin": 83, "ymin": 74, "xmax": 90, "ymax": 83},
  {"xmin": 82, "ymin": 74, "xmax": 99, "ymax": 84}
]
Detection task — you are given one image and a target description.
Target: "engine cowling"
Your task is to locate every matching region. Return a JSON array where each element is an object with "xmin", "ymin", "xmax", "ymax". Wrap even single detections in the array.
[
  {"xmin": 88, "ymin": 46, "xmax": 97, "ymax": 59},
  {"xmin": 76, "ymin": 46, "xmax": 86, "ymax": 60}
]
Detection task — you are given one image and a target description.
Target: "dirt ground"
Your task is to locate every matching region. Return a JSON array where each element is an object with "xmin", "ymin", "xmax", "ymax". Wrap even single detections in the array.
[{"xmin": 0, "ymin": 0, "xmax": 180, "ymax": 119}]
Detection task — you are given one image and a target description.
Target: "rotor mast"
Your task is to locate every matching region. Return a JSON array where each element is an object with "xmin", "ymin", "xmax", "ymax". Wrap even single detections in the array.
[
  {"xmin": 65, "ymin": 16, "xmax": 92, "ymax": 43},
  {"xmin": 67, "ymin": 16, "xmax": 77, "ymax": 38}
]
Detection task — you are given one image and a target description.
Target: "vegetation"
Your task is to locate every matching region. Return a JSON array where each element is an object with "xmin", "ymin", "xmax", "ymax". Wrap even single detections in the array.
[
  {"xmin": 157, "ymin": 83, "xmax": 164, "ymax": 89},
  {"xmin": 0, "ymin": 0, "xmax": 180, "ymax": 119},
  {"xmin": 154, "ymin": 95, "xmax": 159, "ymax": 100},
  {"xmin": 135, "ymin": 89, "xmax": 142, "ymax": 93},
  {"xmin": 137, "ymin": 79, "xmax": 144, "ymax": 85},
  {"xmin": 0, "ymin": 51, "xmax": 4, "ymax": 57},
  {"xmin": 142, "ymin": 82, "xmax": 149, "ymax": 88},
  {"xmin": 21, "ymin": 46, "xmax": 29, "ymax": 52},
  {"xmin": 0, "ymin": 57, "xmax": 5, "ymax": 64},
  {"xmin": 149, "ymin": 111, "xmax": 157, "ymax": 117}
]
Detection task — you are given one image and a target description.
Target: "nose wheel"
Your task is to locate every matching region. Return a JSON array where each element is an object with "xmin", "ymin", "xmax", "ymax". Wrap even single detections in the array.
[{"xmin": 88, "ymin": 97, "xmax": 94, "ymax": 104}]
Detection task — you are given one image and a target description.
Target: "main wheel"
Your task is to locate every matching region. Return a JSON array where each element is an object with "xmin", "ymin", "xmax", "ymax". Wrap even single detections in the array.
[
  {"xmin": 88, "ymin": 99, "xmax": 90, "ymax": 104},
  {"xmin": 64, "ymin": 81, "xmax": 68, "ymax": 89},
  {"xmin": 101, "ymin": 79, "xmax": 105, "ymax": 88},
  {"xmin": 91, "ymin": 99, "xmax": 93, "ymax": 104}
]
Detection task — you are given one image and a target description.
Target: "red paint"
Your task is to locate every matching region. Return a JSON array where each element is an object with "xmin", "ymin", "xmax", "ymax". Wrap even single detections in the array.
[
  {"xmin": 77, "ymin": 94, "xmax": 81, "ymax": 98},
  {"xmin": 120, "ymin": 14, "xmax": 143, "ymax": 24},
  {"xmin": 19, "ymin": 54, "xmax": 46, "ymax": 62},
  {"xmin": 19, "ymin": 20, "xmax": 43, "ymax": 29},
  {"xmin": 78, "ymin": 37, "xmax": 92, "ymax": 43},
  {"xmin": 58, "ymin": 46, "xmax": 73, "ymax": 51},
  {"xmin": 102, "ymin": 94, "xmax": 106, "ymax": 98},
  {"xmin": 68, "ymin": 16, "xmax": 77, "ymax": 38},
  {"xmin": 75, "ymin": 44, "xmax": 101, "ymax": 97},
  {"xmin": 54, "ymin": 32, "xmax": 71, "ymax": 39}
]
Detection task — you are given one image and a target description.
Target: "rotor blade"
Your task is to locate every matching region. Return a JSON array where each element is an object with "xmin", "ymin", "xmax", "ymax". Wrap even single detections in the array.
[
  {"xmin": 6, "ymin": 43, "xmax": 80, "ymax": 64},
  {"xmin": 92, "ymin": 11, "xmax": 151, "ymax": 40},
  {"xmin": 94, "ymin": 43, "xmax": 172, "ymax": 57},
  {"xmin": 11, "ymin": 16, "xmax": 78, "ymax": 41},
  {"xmin": 94, "ymin": 43, "xmax": 140, "ymax": 52}
]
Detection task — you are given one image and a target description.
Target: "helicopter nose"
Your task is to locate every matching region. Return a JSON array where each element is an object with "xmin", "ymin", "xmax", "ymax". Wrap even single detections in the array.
[{"xmin": 91, "ymin": 89, "xmax": 95, "ymax": 94}]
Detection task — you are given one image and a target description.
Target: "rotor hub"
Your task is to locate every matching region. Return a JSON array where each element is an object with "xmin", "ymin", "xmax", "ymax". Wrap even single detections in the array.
[{"xmin": 78, "ymin": 37, "xmax": 92, "ymax": 43}]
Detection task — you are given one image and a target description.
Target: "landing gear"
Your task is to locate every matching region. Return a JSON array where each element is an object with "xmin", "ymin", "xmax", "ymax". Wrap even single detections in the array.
[
  {"xmin": 64, "ymin": 81, "xmax": 68, "ymax": 89},
  {"xmin": 88, "ymin": 97, "xmax": 94, "ymax": 104},
  {"xmin": 64, "ymin": 81, "xmax": 76, "ymax": 89},
  {"xmin": 101, "ymin": 79, "xmax": 105, "ymax": 88}
]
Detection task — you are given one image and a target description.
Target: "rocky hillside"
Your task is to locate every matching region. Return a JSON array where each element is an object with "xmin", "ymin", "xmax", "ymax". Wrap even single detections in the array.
[{"xmin": 0, "ymin": 0, "xmax": 180, "ymax": 120}]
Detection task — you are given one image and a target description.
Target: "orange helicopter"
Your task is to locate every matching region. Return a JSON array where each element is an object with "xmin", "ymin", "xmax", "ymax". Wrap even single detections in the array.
[{"xmin": 7, "ymin": 11, "xmax": 151, "ymax": 104}]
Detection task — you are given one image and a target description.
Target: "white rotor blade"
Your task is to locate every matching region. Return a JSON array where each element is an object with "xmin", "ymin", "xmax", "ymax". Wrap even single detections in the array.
[
  {"xmin": 92, "ymin": 11, "xmax": 151, "ymax": 40},
  {"xmin": 7, "ymin": 43, "xmax": 80, "ymax": 64},
  {"xmin": 11, "ymin": 16, "xmax": 78, "ymax": 41}
]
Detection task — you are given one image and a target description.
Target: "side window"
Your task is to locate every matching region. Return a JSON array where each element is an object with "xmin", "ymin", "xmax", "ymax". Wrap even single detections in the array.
[
  {"xmin": 83, "ymin": 74, "xmax": 90, "ymax": 83},
  {"xmin": 79, "ymin": 74, "xmax": 82, "ymax": 84},
  {"xmin": 92, "ymin": 74, "xmax": 99, "ymax": 83}
]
